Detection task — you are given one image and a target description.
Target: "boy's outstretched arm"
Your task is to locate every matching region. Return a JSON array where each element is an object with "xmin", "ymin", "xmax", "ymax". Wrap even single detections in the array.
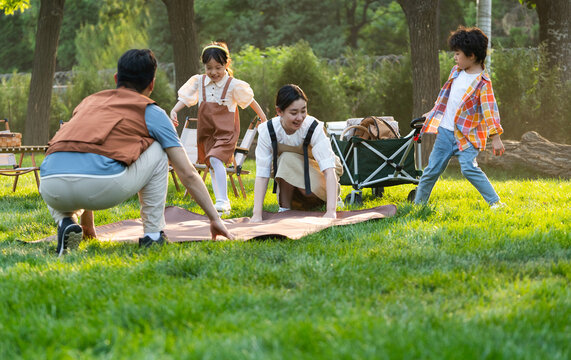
[{"xmin": 490, "ymin": 134, "xmax": 505, "ymax": 156}]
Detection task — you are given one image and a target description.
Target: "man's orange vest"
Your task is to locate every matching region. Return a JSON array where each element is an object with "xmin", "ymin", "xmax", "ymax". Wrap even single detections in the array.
[{"xmin": 47, "ymin": 88, "xmax": 156, "ymax": 165}]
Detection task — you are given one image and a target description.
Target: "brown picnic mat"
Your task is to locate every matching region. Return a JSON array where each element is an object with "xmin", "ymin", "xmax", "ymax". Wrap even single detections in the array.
[{"xmin": 35, "ymin": 204, "xmax": 397, "ymax": 243}]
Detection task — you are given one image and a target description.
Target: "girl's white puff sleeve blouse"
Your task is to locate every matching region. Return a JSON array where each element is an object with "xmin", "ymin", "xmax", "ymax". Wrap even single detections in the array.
[{"xmin": 177, "ymin": 74, "xmax": 254, "ymax": 112}]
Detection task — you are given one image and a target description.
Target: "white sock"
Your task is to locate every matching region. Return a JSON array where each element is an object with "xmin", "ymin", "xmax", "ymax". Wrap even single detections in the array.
[
  {"xmin": 144, "ymin": 232, "xmax": 161, "ymax": 241},
  {"xmin": 210, "ymin": 157, "xmax": 229, "ymax": 205},
  {"xmin": 278, "ymin": 207, "xmax": 290, "ymax": 213},
  {"xmin": 209, "ymin": 168, "xmax": 220, "ymax": 200}
]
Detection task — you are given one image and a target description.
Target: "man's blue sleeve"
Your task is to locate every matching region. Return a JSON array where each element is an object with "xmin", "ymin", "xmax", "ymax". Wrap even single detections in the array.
[{"xmin": 145, "ymin": 104, "xmax": 183, "ymax": 148}]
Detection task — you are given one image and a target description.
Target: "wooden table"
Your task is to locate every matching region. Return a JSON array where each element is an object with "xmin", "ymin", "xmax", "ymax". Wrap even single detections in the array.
[{"xmin": 0, "ymin": 146, "xmax": 48, "ymax": 191}]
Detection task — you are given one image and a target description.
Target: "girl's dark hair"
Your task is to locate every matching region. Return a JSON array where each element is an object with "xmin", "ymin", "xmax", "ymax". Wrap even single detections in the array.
[
  {"xmin": 116, "ymin": 49, "xmax": 157, "ymax": 93},
  {"xmin": 201, "ymin": 42, "xmax": 233, "ymax": 76},
  {"xmin": 448, "ymin": 26, "xmax": 488, "ymax": 65},
  {"xmin": 275, "ymin": 84, "xmax": 308, "ymax": 111}
]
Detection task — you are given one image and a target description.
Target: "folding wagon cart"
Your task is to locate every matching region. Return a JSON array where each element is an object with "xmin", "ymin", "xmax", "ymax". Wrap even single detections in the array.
[{"xmin": 329, "ymin": 117, "xmax": 425, "ymax": 205}]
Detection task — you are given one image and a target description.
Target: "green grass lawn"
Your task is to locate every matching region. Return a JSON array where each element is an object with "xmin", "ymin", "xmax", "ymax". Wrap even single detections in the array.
[{"xmin": 1, "ymin": 158, "xmax": 570, "ymax": 359}]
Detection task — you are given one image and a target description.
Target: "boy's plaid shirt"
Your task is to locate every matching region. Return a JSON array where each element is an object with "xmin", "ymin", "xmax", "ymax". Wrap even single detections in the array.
[{"xmin": 421, "ymin": 65, "xmax": 503, "ymax": 151}]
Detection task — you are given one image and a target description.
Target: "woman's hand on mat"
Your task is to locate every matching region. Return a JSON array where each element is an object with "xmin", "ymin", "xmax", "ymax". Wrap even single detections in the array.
[
  {"xmin": 491, "ymin": 135, "xmax": 505, "ymax": 156},
  {"xmin": 323, "ymin": 210, "xmax": 337, "ymax": 219},
  {"xmin": 210, "ymin": 218, "xmax": 234, "ymax": 240}
]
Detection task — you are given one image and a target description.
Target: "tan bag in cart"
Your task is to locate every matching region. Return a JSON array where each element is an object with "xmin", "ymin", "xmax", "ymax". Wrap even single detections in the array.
[{"xmin": 341, "ymin": 116, "xmax": 400, "ymax": 141}]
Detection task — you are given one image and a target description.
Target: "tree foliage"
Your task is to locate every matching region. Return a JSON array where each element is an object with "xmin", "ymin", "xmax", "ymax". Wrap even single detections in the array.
[
  {"xmin": 0, "ymin": 0, "xmax": 30, "ymax": 15},
  {"xmin": 0, "ymin": 0, "xmax": 546, "ymax": 74}
]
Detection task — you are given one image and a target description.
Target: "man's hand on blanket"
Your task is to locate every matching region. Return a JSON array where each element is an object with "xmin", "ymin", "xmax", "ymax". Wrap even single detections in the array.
[{"xmin": 210, "ymin": 218, "xmax": 235, "ymax": 240}]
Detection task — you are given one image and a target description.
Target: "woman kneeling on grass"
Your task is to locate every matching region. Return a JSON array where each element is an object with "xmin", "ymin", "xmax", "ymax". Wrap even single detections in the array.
[{"xmin": 250, "ymin": 84, "xmax": 342, "ymax": 223}]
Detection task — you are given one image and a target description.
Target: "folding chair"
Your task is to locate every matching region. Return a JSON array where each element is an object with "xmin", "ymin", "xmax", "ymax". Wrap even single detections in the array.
[
  {"xmin": 0, "ymin": 119, "xmax": 40, "ymax": 192},
  {"xmin": 177, "ymin": 116, "xmax": 260, "ymax": 199}
]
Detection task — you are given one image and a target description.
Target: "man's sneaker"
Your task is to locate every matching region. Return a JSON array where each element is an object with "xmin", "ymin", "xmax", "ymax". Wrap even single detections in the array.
[
  {"xmin": 490, "ymin": 201, "xmax": 507, "ymax": 210},
  {"xmin": 139, "ymin": 231, "xmax": 169, "ymax": 248},
  {"xmin": 214, "ymin": 201, "xmax": 231, "ymax": 214},
  {"xmin": 56, "ymin": 217, "xmax": 83, "ymax": 256}
]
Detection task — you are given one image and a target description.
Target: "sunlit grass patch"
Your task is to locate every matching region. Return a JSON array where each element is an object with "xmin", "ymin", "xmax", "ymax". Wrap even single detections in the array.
[{"xmin": 0, "ymin": 161, "xmax": 570, "ymax": 358}]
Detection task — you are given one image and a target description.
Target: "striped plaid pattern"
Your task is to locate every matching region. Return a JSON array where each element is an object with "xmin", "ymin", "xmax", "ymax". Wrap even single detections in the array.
[{"xmin": 422, "ymin": 65, "xmax": 503, "ymax": 151}]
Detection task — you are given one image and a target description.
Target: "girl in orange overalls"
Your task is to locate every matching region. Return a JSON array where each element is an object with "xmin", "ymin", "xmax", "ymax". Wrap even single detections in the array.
[{"xmin": 170, "ymin": 42, "xmax": 267, "ymax": 213}]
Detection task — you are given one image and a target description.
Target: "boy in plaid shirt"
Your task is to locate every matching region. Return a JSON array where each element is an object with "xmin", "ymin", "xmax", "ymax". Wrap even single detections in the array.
[{"xmin": 415, "ymin": 26, "xmax": 506, "ymax": 208}]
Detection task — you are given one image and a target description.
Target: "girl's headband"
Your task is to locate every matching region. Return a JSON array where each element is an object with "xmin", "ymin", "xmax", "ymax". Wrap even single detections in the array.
[{"xmin": 201, "ymin": 45, "xmax": 229, "ymax": 57}]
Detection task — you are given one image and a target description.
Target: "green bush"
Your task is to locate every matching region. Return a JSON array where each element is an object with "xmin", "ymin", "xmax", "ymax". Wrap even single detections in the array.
[
  {"xmin": 275, "ymin": 41, "xmax": 349, "ymax": 123},
  {"xmin": 0, "ymin": 72, "xmax": 30, "ymax": 133},
  {"xmin": 150, "ymin": 67, "xmax": 175, "ymax": 114},
  {"xmin": 375, "ymin": 54, "xmax": 413, "ymax": 129},
  {"xmin": 2, "ymin": 44, "xmax": 568, "ymax": 145},
  {"xmin": 491, "ymin": 47, "xmax": 570, "ymax": 143},
  {"xmin": 233, "ymin": 45, "xmax": 290, "ymax": 129},
  {"xmin": 331, "ymin": 51, "xmax": 413, "ymax": 131}
]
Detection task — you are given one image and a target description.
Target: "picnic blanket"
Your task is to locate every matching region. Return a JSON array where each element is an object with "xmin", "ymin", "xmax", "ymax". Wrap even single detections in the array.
[{"xmin": 36, "ymin": 205, "xmax": 397, "ymax": 243}]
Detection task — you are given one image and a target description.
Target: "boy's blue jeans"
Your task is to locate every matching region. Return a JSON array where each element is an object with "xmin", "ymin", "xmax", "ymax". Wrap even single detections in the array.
[{"xmin": 414, "ymin": 128, "xmax": 500, "ymax": 205}]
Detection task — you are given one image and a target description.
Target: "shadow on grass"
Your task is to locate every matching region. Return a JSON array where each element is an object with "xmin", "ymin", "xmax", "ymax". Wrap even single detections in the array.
[
  {"xmin": 444, "ymin": 162, "xmax": 556, "ymax": 181},
  {"xmin": 395, "ymin": 202, "xmax": 435, "ymax": 220}
]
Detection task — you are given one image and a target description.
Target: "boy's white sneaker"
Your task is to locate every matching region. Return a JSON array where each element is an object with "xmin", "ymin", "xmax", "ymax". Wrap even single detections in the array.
[{"xmin": 490, "ymin": 202, "xmax": 507, "ymax": 210}]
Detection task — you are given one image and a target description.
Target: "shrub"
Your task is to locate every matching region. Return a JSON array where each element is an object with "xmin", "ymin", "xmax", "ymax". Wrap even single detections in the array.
[
  {"xmin": 0, "ymin": 72, "xmax": 30, "ymax": 133},
  {"xmin": 233, "ymin": 45, "xmax": 290, "ymax": 128},
  {"xmin": 375, "ymin": 54, "xmax": 413, "ymax": 129},
  {"xmin": 491, "ymin": 47, "xmax": 570, "ymax": 143},
  {"xmin": 275, "ymin": 41, "xmax": 349, "ymax": 123},
  {"xmin": 331, "ymin": 51, "xmax": 413, "ymax": 131}
]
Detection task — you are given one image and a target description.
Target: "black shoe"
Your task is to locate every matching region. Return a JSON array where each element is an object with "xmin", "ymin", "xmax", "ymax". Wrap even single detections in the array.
[
  {"xmin": 139, "ymin": 231, "xmax": 168, "ymax": 248},
  {"xmin": 56, "ymin": 217, "xmax": 83, "ymax": 256}
]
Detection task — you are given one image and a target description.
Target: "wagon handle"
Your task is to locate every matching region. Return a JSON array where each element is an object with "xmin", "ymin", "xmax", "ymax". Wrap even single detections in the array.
[
  {"xmin": 340, "ymin": 125, "xmax": 369, "ymax": 140},
  {"xmin": 410, "ymin": 117, "xmax": 425, "ymax": 129}
]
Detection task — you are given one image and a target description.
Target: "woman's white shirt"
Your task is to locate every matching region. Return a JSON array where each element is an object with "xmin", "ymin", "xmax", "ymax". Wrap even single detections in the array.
[
  {"xmin": 255, "ymin": 115, "xmax": 337, "ymax": 178},
  {"xmin": 177, "ymin": 73, "xmax": 254, "ymax": 112}
]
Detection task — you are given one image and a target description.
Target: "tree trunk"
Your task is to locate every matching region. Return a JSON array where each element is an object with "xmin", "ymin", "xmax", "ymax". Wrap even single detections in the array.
[
  {"xmin": 477, "ymin": 0, "xmax": 492, "ymax": 70},
  {"xmin": 24, "ymin": 0, "xmax": 65, "ymax": 145},
  {"xmin": 534, "ymin": 0, "xmax": 570, "ymax": 83},
  {"xmin": 345, "ymin": 0, "xmax": 373, "ymax": 49},
  {"xmin": 397, "ymin": 0, "xmax": 441, "ymax": 166},
  {"xmin": 162, "ymin": 0, "xmax": 199, "ymax": 131}
]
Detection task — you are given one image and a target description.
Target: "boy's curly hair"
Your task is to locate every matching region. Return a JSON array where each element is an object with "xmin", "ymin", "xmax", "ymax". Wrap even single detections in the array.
[{"xmin": 448, "ymin": 26, "xmax": 488, "ymax": 65}]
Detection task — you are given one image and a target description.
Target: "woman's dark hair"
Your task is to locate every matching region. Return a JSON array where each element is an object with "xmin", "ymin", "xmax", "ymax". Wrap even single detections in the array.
[
  {"xmin": 116, "ymin": 49, "xmax": 157, "ymax": 93},
  {"xmin": 201, "ymin": 42, "xmax": 233, "ymax": 76},
  {"xmin": 448, "ymin": 26, "xmax": 488, "ymax": 65},
  {"xmin": 275, "ymin": 84, "xmax": 308, "ymax": 111}
]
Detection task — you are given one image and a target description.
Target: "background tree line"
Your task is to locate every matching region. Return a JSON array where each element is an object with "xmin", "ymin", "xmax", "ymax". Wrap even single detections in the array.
[
  {"xmin": 0, "ymin": 0, "xmax": 568, "ymax": 145},
  {"xmin": 0, "ymin": 0, "xmax": 541, "ymax": 74}
]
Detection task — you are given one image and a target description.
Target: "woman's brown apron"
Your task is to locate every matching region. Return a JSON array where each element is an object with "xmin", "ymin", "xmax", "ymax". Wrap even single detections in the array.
[
  {"xmin": 197, "ymin": 75, "xmax": 240, "ymax": 166},
  {"xmin": 274, "ymin": 145, "xmax": 343, "ymax": 210},
  {"xmin": 275, "ymin": 144, "xmax": 327, "ymax": 209}
]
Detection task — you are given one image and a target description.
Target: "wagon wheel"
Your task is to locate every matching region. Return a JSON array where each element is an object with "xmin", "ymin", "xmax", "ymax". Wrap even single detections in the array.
[
  {"xmin": 372, "ymin": 186, "xmax": 384, "ymax": 199},
  {"xmin": 407, "ymin": 188, "xmax": 416, "ymax": 202},
  {"xmin": 344, "ymin": 191, "xmax": 363, "ymax": 206}
]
